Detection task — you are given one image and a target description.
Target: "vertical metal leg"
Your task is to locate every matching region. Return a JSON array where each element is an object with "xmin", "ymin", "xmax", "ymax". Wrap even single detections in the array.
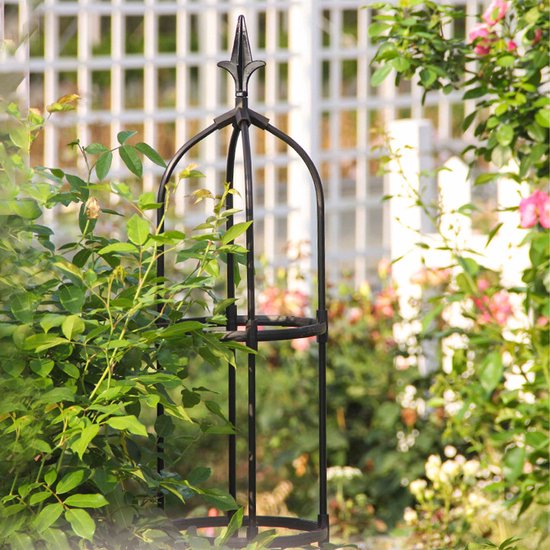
[
  {"xmin": 318, "ymin": 335, "xmax": 329, "ymax": 539},
  {"xmin": 225, "ymin": 126, "xmax": 240, "ymax": 507},
  {"xmin": 241, "ymin": 120, "xmax": 258, "ymax": 539}
]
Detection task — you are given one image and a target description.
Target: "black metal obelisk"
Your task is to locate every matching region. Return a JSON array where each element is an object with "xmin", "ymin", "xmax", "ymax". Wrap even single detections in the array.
[{"xmin": 156, "ymin": 16, "xmax": 329, "ymax": 547}]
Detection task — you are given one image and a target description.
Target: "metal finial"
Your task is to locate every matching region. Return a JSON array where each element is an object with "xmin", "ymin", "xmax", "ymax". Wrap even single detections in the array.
[{"xmin": 218, "ymin": 15, "xmax": 265, "ymax": 97}]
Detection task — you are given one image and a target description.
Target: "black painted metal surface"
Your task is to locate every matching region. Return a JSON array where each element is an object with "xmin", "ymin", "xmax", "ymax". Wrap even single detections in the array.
[{"xmin": 156, "ymin": 15, "xmax": 328, "ymax": 548}]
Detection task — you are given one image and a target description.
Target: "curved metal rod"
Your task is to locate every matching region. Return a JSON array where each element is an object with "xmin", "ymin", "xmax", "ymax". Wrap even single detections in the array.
[
  {"xmin": 156, "ymin": 121, "xmax": 220, "ymax": 238},
  {"xmin": 262, "ymin": 123, "xmax": 326, "ymax": 311},
  {"xmin": 262, "ymin": 121, "xmax": 328, "ymax": 530},
  {"xmin": 155, "ymin": 118, "xmax": 231, "ymax": 509}
]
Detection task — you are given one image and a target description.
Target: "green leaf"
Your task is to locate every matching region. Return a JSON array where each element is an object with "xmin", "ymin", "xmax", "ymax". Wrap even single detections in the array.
[
  {"xmin": 419, "ymin": 68, "xmax": 437, "ymax": 87},
  {"xmin": 106, "ymin": 415, "xmax": 148, "ymax": 437},
  {"xmin": 11, "ymin": 198, "xmax": 42, "ymax": 219},
  {"xmin": 29, "ymin": 491, "xmax": 51, "ymax": 506},
  {"xmin": 70, "ymin": 424, "xmax": 100, "ymax": 459},
  {"xmin": 44, "ymin": 470, "xmax": 57, "ymax": 486},
  {"xmin": 371, "ymin": 64, "xmax": 392, "ymax": 87},
  {"xmin": 496, "ymin": 124, "xmax": 514, "ymax": 147},
  {"xmin": 95, "ymin": 151, "xmax": 112, "ymax": 181},
  {"xmin": 497, "ymin": 55, "xmax": 515, "ymax": 68},
  {"xmin": 222, "ymin": 221, "xmax": 252, "ymax": 245},
  {"xmin": 391, "ymin": 57, "xmax": 410, "ymax": 72},
  {"xmin": 119, "ymin": 145, "xmax": 143, "ymax": 177},
  {"xmin": 368, "ymin": 22, "xmax": 390, "ymax": 38},
  {"xmin": 117, "ymin": 130, "xmax": 137, "ymax": 145},
  {"xmin": 33, "ymin": 503, "xmax": 63, "ymax": 533},
  {"xmin": 84, "ymin": 143, "xmax": 109, "ymax": 155},
  {"xmin": 535, "ymin": 108, "xmax": 550, "ymax": 128},
  {"xmin": 10, "ymin": 293, "xmax": 34, "ymax": 323},
  {"xmin": 7, "ymin": 533, "xmax": 33, "ymax": 550},
  {"xmin": 462, "ymin": 111, "xmax": 477, "ymax": 132},
  {"xmin": 98, "ymin": 242, "xmax": 138, "ymax": 255},
  {"xmin": 491, "ymin": 145, "xmax": 512, "ymax": 167},
  {"xmin": 526, "ymin": 123, "xmax": 546, "ymax": 142},
  {"xmin": 65, "ymin": 508, "xmax": 95, "ymax": 541},
  {"xmin": 10, "ymin": 125, "xmax": 31, "ymax": 150},
  {"xmin": 480, "ymin": 352, "xmax": 503, "ymax": 394},
  {"xmin": 215, "ymin": 507, "xmax": 243, "ymax": 546},
  {"xmin": 474, "ymin": 173, "xmax": 498, "ymax": 186},
  {"xmin": 202, "ymin": 488, "xmax": 238, "ymax": 511},
  {"xmin": 37, "ymin": 386, "xmax": 75, "ymax": 404},
  {"xmin": 56, "ymin": 470, "xmax": 88, "ymax": 495},
  {"xmin": 127, "ymin": 214, "xmax": 150, "ymax": 246},
  {"xmin": 41, "ymin": 528, "xmax": 71, "ymax": 550},
  {"xmin": 30, "ymin": 358, "xmax": 55, "ymax": 377},
  {"xmin": 187, "ymin": 467, "xmax": 211, "ymax": 486},
  {"xmin": 485, "ymin": 222, "xmax": 503, "ymax": 247},
  {"xmin": 61, "ymin": 315, "xmax": 85, "ymax": 340},
  {"xmin": 135, "ymin": 142, "xmax": 166, "ymax": 167},
  {"xmin": 154, "ymin": 414, "xmax": 174, "ymax": 437},
  {"xmin": 503, "ymin": 446, "xmax": 525, "ymax": 483},
  {"xmin": 59, "ymin": 285, "xmax": 86, "ymax": 314},
  {"xmin": 463, "ymin": 87, "xmax": 486, "ymax": 100},
  {"xmin": 64, "ymin": 494, "xmax": 108, "ymax": 508},
  {"xmin": 525, "ymin": 431, "xmax": 548, "ymax": 449},
  {"xmin": 24, "ymin": 334, "xmax": 70, "ymax": 353}
]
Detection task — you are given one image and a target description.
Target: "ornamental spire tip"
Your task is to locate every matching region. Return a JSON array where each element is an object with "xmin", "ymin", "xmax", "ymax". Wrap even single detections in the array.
[{"xmin": 218, "ymin": 15, "xmax": 265, "ymax": 97}]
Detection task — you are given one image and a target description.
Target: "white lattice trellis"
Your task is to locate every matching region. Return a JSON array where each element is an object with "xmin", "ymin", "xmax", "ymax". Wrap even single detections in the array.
[{"xmin": 1, "ymin": 0, "xmax": 487, "ymax": 285}]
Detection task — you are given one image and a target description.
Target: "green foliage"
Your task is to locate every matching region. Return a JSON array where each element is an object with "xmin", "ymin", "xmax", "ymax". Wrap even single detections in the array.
[
  {"xmin": 371, "ymin": 1, "xmax": 549, "ymax": 548},
  {"xmin": 371, "ymin": 0, "xmax": 549, "ymax": 178},
  {"xmin": 0, "ymin": 101, "xmax": 245, "ymax": 547}
]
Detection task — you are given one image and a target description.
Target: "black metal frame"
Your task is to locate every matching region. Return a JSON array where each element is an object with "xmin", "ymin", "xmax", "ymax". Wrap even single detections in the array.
[{"xmin": 156, "ymin": 16, "xmax": 328, "ymax": 548}]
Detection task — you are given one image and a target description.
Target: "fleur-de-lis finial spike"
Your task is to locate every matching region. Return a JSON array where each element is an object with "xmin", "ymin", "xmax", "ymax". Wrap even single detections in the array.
[{"xmin": 218, "ymin": 15, "xmax": 265, "ymax": 97}]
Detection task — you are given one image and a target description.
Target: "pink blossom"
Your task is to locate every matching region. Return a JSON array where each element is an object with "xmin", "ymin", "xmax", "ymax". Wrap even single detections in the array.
[
  {"xmin": 204, "ymin": 508, "xmax": 219, "ymax": 537},
  {"xmin": 347, "ymin": 307, "xmax": 363, "ymax": 324},
  {"xmin": 373, "ymin": 286, "xmax": 397, "ymax": 318},
  {"xmin": 258, "ymin": 287, "xmax": 308, "ymax": 316},
  {"xmin": 292, "ymin": 336, "xmax": 314, "ymax": 352},
  {"xmin": 506, "ymin": 40, "xmax": 517, "ymax": 52},
  {"xmin": 536, "ymin": 316, "xmax": 548, "ymax": 327},
  {"xmin": 482, "ymin": 0, "xmax": 509, "ymax": 26},
  {"xmin": 519, "ymin": 190, "xmax": 550, "ymax": 229},
  {"xmin": 411, "ymin": 267, "xmax": 451, "ymax": 287},
  {"xmin": 469, "ymin": 23, "xmax": 496, "ymax": 55},
  {"xmin": 533, "ymin": 28, "xmax": 542, "ymax": 45},
  {"xmin": 474, "ymin": 290, "xmax": 512, "ymax": 326},
  {"xmin": 469, "ymin": 23, "xmax": 491, "ymax": 41},
  {"xmin": 477, "ymin": 277, "xmax": 491, "ymax": 292}
]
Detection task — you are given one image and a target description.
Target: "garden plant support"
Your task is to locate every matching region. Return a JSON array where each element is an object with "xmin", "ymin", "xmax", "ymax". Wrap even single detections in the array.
[{"xmin": 155, "ymin": 16, "xmax": 329, "ymax": 548}]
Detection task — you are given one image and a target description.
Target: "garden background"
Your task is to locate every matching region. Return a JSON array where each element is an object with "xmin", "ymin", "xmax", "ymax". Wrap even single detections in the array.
[{"xmin": 0, "ymin": 0, "xmax": 548, "ymax": 549}]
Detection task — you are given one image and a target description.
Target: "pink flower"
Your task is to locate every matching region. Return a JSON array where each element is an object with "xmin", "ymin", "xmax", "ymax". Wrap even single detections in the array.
[
  {"xmin": 469, "ymin": 23, "xmax": 491, "ymax": 41},
  {"xmin": 258, "ymin": 287, "xmax": 308, "ymax": 316},
  {"xmin": 536, "ymin": 316, "xmax": 549, "ymax": 327},
  {"xmin": 469, "ymin": 23, "xmax": 496, "ymax": 55},
  {"xmin": 373, "ymin": 286, "xmax": 397, "ymax": 318},
  {"xmin": 519, "ymin": 190, "xmax": 550, "ymax": 229},
  {"xmin": 506, "ymin": 40, "xmax": 517, "ymax": 52},
  {"xmin": 491, "ymin": 291, "xmax": 512, "ymax": 325},
  {"xmin": 477, "ymin": 277, "xmax": 491, "ymax": 292},
  {"xmin": 533, "ymin": 28, "xmax": 542, "ymax": 45},
  {"xmin": 347, "ymin": 307, "xmax": 363, "ymax": 324},
  {"xmin": 291, "ymin": 336, "xmax": 314, "ymax": 352},
  {"xmin": 204, "ymin": 508, "xmax": 219, "ymax": 537},
  {"xmin": 482, "ymin": 0, "xmax": 509, "ymax": 26},
  {"xmin": 474, "ymin": 290, "xmax": 512, "ymax": 326}
]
